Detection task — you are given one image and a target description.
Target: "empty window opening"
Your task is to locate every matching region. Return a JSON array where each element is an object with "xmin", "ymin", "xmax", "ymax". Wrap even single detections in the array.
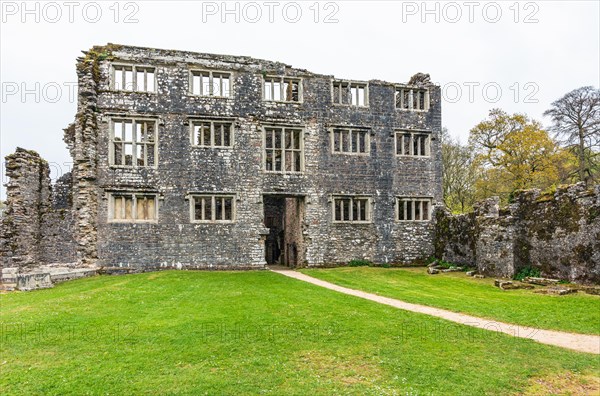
[
  {"xmin": 192, "ymin": 195, "xmax": 234, "ymax": 222},
  {"xmin": 332, "ymin": 81, "xmax": 367, "ymax": 106},
  {"xmin": 111, "ymin": 119, "xmax": 157, "ymax": 167},
  {"xmin": 332, "ymin": 128, "xmax": 369, "ymax": 154},
  {"xmin": 351, "ymin": 85, "xmax": 366, "ymax": 106},
  {"xmin": 191, "ymin": 70, "xmax": 232, "ymax": 97},
  {"xmin": 395, "ymin": 87, "xmax": 429, "ymax": 111},
  {"xmin": 111, "ymin": 194, "xmax": 157, "ymax": 222},
  {"xmin": 192, "ymin": 120, "xmax": 233, "ymax": 147},
  {"xmin": 113, "ymin": 65, "xmax": 155, "ymax": 92},
  {"xmin": 264, "ymin": 76, "xmax": 301, "ymax": 102},
  {"xmin": 396, "ymin": 131, "xmax": 430, "ymax": 157},
  {"xmin": 264, "ymin": 127, "xmax": 303, "ymax": 173},
  {"xmin": 398, "ymin": 198, "xmax": 432, "ymax": 221},
  {"xmin": 333, "ymin": 196, "xmax": 371, "ymax": 222}
]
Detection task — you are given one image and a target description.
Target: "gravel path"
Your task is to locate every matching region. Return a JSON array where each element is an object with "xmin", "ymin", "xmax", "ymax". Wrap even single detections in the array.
[{"xmin": 271, "ymin": 268, "xmax": 600, "ymax": 354}]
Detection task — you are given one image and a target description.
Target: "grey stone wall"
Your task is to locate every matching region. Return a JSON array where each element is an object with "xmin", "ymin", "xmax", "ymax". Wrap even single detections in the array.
[
  {"xmin": 435, "ymin": 184, "xmax": 600, "ymax": 284},
  {"xmin": 0, "ymin": 148, "xmax": 50, "ymax": 269},
  {"xmin": 40, "ymin": 173, "xmax": 77, "ymax": 264},
  {"xmin": 64, "ymin": 50, "xmax": 102, "ymax": 267},
  {"xmin": 0, "ymin": 151, "xmax": 76, "ymax": 269}
]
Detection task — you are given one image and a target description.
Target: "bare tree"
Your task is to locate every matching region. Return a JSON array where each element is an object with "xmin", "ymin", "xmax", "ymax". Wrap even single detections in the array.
[
  {"xmin": 544, "ymin": 86, "xmax": 600, "ymax": 185},
  {"xmin": 442, "ymin": 128, "xmax": 477, "ymax": 213}
]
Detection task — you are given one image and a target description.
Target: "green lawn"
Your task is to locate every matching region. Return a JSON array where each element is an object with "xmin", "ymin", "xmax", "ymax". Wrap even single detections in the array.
[
  {"xmin": 0, "ymin": 271, "xmax": 598, "ymax": 395},
  {"xmin": 300, "ymin": 267, "xmax": 600, "ymax": 335}
]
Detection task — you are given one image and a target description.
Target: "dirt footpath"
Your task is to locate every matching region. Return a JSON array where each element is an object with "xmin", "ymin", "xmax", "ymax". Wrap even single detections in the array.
[{"xmin": 272, "ymin": 269, "xmax": 600, "ymax": 355}]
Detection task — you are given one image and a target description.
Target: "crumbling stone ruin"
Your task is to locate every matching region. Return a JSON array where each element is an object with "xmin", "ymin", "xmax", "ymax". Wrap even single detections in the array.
[
  {"xmin": 0, "ymin": 149, "xmax": 77, "ymax": 269},
  {"xmin": 0, "ymin": 44, "xmax": 443, "ymax": 276},
  {"xmin": 435, "ymin": 183, "xmax": 600, "ymax": 285}
]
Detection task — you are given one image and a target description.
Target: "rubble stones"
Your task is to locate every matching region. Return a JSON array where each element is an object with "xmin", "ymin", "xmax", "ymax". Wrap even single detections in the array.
[
  {"xmin": 494, "ymin": 279, "xmax": 534, "ymax": 291},
  {"xmin": 546, "ymin": 287, "xmax": 578, "ymax": 296},
  {"xmin": 581, "ymin": 287, "xmax": 600, "ymax": 296},
  {"xmin": 522, "ymin": 277, "xmax": 560, "ymax": 286},
  {"xmin": 441, "ymin": 267, "xmax": 463, "ymax": 272}
]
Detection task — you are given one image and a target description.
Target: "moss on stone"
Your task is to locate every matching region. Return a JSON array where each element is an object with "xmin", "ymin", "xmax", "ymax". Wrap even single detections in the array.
[
  {"xmin": 555, "ymin": 197, "xmax": 581, "ymax": 234},
  {"xmin": 587, "ymin": 206, "xmax": 600, "ymax": 224},
  {"xmin": 573, "ymin": 244, "xmax": 593, "ymax": 262}
]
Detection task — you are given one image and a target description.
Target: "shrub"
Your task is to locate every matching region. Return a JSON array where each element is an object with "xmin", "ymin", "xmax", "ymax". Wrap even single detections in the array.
[
  {"xmin": 513, "ymin": 266, "xmax": 541, "ymax": 281},
  {"xmin": 348, "ymin": 259, "xmax": 371, "ymax": 267}
]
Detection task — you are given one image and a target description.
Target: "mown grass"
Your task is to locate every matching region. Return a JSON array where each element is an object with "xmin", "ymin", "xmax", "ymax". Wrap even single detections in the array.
[
  {"xmin": 0, "ymin": 271, "xmax": 598, "ymax": 395},
  {"xmin": 299, "ymin": 267, "xmax": 600, "ymax": 335}
]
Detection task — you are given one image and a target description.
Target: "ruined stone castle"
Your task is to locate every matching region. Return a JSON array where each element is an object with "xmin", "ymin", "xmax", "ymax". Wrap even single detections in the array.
[{"xmin": 0, "ymin": 44, "xmax": 442, "ymax": 271}]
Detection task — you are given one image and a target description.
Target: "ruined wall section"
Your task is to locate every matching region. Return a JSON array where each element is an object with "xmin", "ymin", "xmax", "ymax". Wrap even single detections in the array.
[
  {"xmin": 513, "ymin": 184, "xmax": 600, "ymax": 283},
  {"xmin": 63, "ymin": 47, "xmax": 111, "ymax": 267},
  {"xmin": 0, "ymin": 149, "xmax": 78, "ymax": 269},
  {"xmin": 433, "ymin": 209, "xmax": 476, "ymax": 267},
  {"xmin": 39, "ymin": 173, "xmax": 77, "ymax": 264},
  {"xmin": 435, "ymin": 184, "xmax": 600, "ymax": 284},
  {"xmin": 0, "ymin": 148, "xmax": 50, "ymax": 269},
  {"xmin": 475, "ymin": 215, "xmax": 516, "ymax": 278}
]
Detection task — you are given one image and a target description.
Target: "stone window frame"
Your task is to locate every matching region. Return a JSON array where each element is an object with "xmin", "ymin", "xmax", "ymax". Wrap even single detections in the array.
[
  {"xmin": 262, "ymin": 125, "xmax": 305, "ymax": 174},
  {"xmin": 109, "ymin": 117, "xmax": 159, "ymax": 168},
  {"xmin": 263, "ymin": 76, "xmax": 303, "ymax": 103},
  {"xmin": 108, "ymin": 192, "xmax": 159, "ymax": 223},
  {"xmin": 331, "ymin": 195, "xmax": 373, "ymax": 224},
  {"xmin": 190, "ymin": 119, "xmax": 235, "ymax": 148},
  {"xmin": 329, "ymin": 126, "xmax": 371, "ymax": 156},
  {"xmin": 395, "ymin": 129, "xmax": 432, "ymax": 157},
  {"xmin": 396, "ymin": 197, "xmax": 433, "ymax": 222},
  {"xmin": 331, "ymin": 80, "xmax": 369, "ymax": 107},
  {"xmin": 111, "ymin": 63, "xmax": 157, "ymax": 93},
  {"xmin": 188, "ymin": 193, "xmax": 237, "ymax": 224},
  {"xmin": 395, "ymin": 85, "xmax": 430, "ymax": 111},
  {"xmin": 189, "ymin": 69, "xmax": 233, "ymax": 98}
]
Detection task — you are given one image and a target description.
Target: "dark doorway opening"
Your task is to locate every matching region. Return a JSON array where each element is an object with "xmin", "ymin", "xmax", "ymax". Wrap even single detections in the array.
[{"xmin": 263, "ymin": 195, "xmax": 305, "ymax": 268}]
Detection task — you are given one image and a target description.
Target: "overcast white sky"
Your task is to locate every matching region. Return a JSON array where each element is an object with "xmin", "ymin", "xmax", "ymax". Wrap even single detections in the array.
[{"xmin": 1, "ymin": 0, "xmax": 599, "ymax": 198}]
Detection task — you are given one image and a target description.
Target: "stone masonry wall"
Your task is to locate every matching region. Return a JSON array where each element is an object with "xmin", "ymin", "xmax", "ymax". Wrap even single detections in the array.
[
  {"xmin": 40, "ymin": 173, "xmax": 77, "ymax": 264},
  {"xmin": 435, "ymin": 184, "xmax": 600, "ymax": 284},
  {"xmin": 63, "ymin": 48, "xmax": 103, "ymax": 267},
  {"xmin": 0, "ymin": 150, "xmax": 77, "ymax": 270},
  {"xmin": 0, "ymin": 148, "xmax": 50, "ymax": 269}
]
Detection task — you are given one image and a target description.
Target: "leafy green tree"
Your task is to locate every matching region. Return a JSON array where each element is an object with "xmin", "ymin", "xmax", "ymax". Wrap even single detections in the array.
[{"xmin": 469, "ymin": 109, "xmax": 576, "ymax": 203}]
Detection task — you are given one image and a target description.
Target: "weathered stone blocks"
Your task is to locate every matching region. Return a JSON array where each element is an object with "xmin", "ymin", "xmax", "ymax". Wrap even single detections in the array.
[{"xmin": 435, "ymin": 184, "xmax": 600, "ymax": 285}]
